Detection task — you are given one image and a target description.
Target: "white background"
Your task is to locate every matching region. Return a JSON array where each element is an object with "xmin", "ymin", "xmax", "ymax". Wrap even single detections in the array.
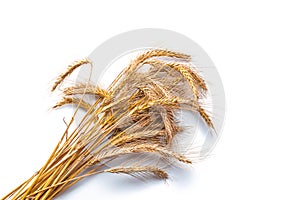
[{"xmin": 0, "ymin": 1, "xmax": 299, "ymax": 199}]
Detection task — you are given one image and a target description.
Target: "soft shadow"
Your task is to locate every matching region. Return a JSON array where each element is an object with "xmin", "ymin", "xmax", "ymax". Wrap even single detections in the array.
[{"xmin": 56, "ymin": 172, "xmax": 165, "ymax": 199}]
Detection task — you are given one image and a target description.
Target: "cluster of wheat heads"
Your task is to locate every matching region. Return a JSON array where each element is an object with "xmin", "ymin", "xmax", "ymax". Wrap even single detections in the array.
[{"xmin": 3, "ymin": 49, "xmax": 215, "ymax": 199}]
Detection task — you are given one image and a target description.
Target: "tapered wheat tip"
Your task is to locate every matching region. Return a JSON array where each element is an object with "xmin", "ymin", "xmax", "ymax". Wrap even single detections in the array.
[
  {"xmin": 52, "ymin": 97, "xmax": 92, "ymax": 111},
  {"xmin": 51, "ymin": 58, "xmax": 91, "ymax": 92},
  {"xmin": 104, "ymin": 166, "xmax": 168, "ymax": 180},
  {"xmin": 63, "ymin": 83, "xmax": 110, "ymax": 98},
  {"xmin": 198, "ymin": 105, "xmax": 214, "ymax": 129},
  {"xmin": 130, "ymin": 144, "xmax": 192, "ymax": 164},
  {"xmin": 144, "ymin": 59, "xmax": 208, "ymax": 93}
]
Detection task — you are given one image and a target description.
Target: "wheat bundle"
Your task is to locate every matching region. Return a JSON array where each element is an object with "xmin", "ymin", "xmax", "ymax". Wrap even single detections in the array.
[{"xmin": 3, "ymin": 49, "xmax": 214, "ymax": 200}]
